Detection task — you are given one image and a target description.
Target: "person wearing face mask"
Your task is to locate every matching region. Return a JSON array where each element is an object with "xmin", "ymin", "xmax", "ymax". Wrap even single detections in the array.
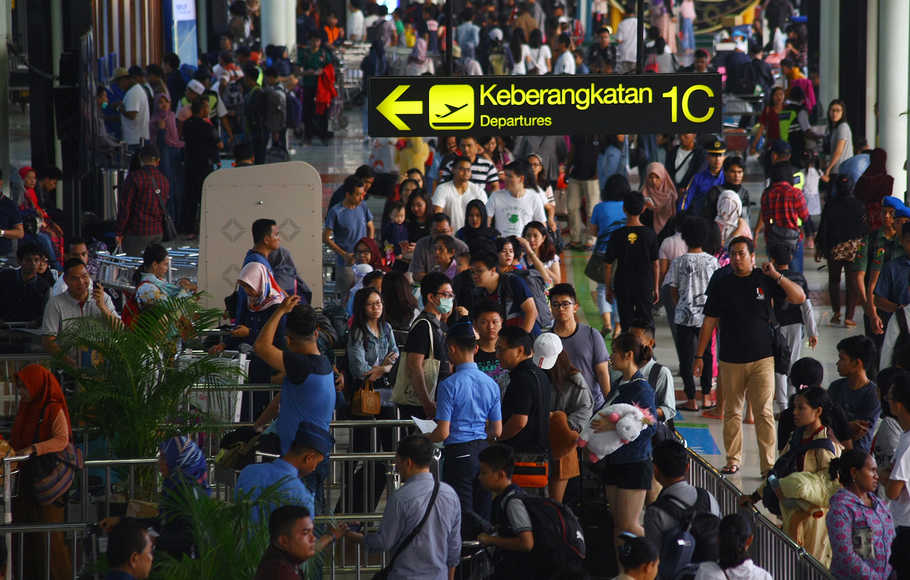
[{"xmin": 394, "ymin": 272, "xmax": 454, "ymax": 419}]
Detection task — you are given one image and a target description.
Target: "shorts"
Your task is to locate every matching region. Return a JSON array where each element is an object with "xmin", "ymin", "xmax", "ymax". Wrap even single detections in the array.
[{"xmin": 598, "ymin": 459, "xmax": 653, "ymax": 490}]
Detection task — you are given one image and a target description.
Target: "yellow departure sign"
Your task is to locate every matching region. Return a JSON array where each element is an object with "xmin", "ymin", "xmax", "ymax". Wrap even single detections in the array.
[{"xmin": 368, "ymin": 74, "xmax": 722, "ymax": 137}]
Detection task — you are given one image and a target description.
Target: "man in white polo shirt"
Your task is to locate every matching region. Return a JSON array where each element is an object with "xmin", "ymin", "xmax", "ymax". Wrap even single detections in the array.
[
  {"xmin": 42, "ymin": 258, "xmax": 120, "ymax": 357},
  {"xmin": 432, "ymin": 156, "xmax": 487, "ymax": 231}
]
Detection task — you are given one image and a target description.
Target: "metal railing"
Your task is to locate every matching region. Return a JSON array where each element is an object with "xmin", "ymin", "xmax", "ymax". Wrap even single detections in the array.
[
  {"xmin": 686, "ymin": 449, "xmax": 833, "ymax": 579},
  {"xmin": 0, "ymin": 521, "xmax": 94, "ymax": 580}
]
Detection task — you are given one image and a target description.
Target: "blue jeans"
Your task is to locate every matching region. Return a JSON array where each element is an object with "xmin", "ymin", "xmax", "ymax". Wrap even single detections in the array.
[
  {"xmin": 789, "ymin": 239, "xmax": 804, "ymax": 273},
  {"xmin": 158, "ymin": 143, "xmax": 183, "ymax": 226},
  {"xmin": 598, "ymin": 144, "xmax": 627, "ymax": 192},
  {"xmin": 680, "ymin": 17, "xmax": 695, "ymax": 52}
]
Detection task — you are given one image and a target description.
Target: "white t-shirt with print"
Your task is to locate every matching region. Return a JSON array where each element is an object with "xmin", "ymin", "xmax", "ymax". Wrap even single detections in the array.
[{"xmin": 486, "ymin": 189, "xmax": 546, "ymax": 237}]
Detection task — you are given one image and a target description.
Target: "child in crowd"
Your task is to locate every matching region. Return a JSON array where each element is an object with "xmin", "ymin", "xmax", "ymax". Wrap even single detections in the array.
[
  {"xmin": 604, "ymin": 193, "xmax": 659, "ymax": 330},
  {"xmin": 768, "ymin": 243, "xmax": 819, "ymax": 415},
  {"xmin": 777, "ymin": 357, "xmax": 824, "ymax": 449},
  {"xmin": 829, "ymin": 335, "xmax": 881, "ymax": 453},
  {"xmin": 381, "ymin": 201, "xmax": 409, "ymax": 265},
  {"xmin": 616, "ymin": 535, "xmax": 659, "ymax": 580},
  {"xmin": 477, "ymin": 444, "xmax": 537, "ymax": 579}
]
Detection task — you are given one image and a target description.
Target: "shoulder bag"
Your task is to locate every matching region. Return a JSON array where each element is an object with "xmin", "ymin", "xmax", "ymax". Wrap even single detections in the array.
[
  {"xmin": 22, "ymin": 401, "xmax": 83, "ymax": 505},
  {"xmin": 392, "ymin": 318, "xmax": 441, "ymax": 407},
  {"xmin": 352, "ymin": 379, "xmax": 382, "ymax": 417},
  {"xmin": 151, "ymin": 173, "xmax": 177, "ymax": 242},
  {"xmin": 373, "ymin": 479, "xmax": 440, "ymax": 580}
]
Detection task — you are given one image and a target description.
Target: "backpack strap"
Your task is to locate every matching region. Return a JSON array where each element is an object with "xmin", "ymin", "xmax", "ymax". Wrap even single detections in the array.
[
  {"xmin": 693, "ymin": 487, "xmax": 711, "ymax": 515},
  {"xmin": 898, "ymin": 307, "xmax": 909, "ymax": 338},
  {"xmin": 648, "ymin": 363, "xmax": 664, "ymax": 392}
]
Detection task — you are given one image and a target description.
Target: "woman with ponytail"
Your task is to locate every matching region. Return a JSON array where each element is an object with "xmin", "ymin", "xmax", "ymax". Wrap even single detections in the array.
[
  {"xmin": 131, "ymin": 243, "xmax": 196, "ymax": 310},
  {"xmin": 695, "ymin": 513, "xmax": 771, "ymax": 579},
  {"xmin": 590, "ymin": 331, "xmax": 657, "ymax": 541},
  {"xmin": 742, "ymin": 386, "xmax": 842, "ymax": 566},
  {"xmin": 826, "ymin": 449, "xmax": 895, "ymax": 579}
]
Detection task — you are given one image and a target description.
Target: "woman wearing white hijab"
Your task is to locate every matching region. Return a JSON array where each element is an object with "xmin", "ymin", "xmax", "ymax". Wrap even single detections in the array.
[{"xmin": 715, "ymin": 190, "xmax": 752, "ymax": 250}]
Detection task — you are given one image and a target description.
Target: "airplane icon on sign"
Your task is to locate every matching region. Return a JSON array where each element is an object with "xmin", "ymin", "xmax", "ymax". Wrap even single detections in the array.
[{"xmin": 435, "ymin": 103, "xmax": 468, "ymax": 118}]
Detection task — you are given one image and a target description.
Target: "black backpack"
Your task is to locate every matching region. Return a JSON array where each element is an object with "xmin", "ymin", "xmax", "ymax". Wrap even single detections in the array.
[
  {"xmin": 652, "ymin": 487, "xmax": 715, "ymax": 580},
  {"xmin": 506, "ymin": 494, "xmax": 586, "ymax": 574},
  {"xmin": 762, "ymin": 431, "xmax": 836, "ymax": 516}
]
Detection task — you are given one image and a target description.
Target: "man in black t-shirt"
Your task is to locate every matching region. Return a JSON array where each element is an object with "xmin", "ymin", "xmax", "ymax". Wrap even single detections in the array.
[
  {"xmin": 474, "ymin": 305, "xmax": 509, "ymax": 395},
  {"xmin": 496, "ymin": 326, "xmax": 551, "ymax": 458},
  {"xmin": 605, "ymin": 192, "xmax": 659, "ymax": 329},
  {"xmin": 693, "ymin": 236, "xmax": 806, "ymax": 476}
]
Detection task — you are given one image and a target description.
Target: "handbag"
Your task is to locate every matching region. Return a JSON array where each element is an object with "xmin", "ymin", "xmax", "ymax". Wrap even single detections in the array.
[
  {"xmin": 831, "ymin": 238, "xmax": 862, "ymax": 262},
  {"xmin": 352, "ymin": 380, "xmax": 382, "ymax": 416},
  {"xmin": 373, "ymin": 479, "xmax": 440, "ymax": 580},
  {"xmin": 152, "ymin": 175, "xmax": 177, "ymax": 242},
  {"xmin": 392, "ymin": 318, "xmax": 441, "ymax": 407},
  {"xmin": 584, "ymin": 251, "xmax": 607, "ymax": 284},
  {"xmin": 23, "ymin": 401, "xmax": 83, "ymax": 505}
]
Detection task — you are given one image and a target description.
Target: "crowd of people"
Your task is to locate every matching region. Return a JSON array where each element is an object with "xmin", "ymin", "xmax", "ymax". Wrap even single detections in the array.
[{"xmin": 7, "ymin": 0, "xmax": 910, "ymax": 579}]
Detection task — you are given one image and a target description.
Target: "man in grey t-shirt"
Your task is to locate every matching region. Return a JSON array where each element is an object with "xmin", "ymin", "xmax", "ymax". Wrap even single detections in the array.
[{"xmin": 549, "ymin": 284, "xmax": 611, "ymax": 408}]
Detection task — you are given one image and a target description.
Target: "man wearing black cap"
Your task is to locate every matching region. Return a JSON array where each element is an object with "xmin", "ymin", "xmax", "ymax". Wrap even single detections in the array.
[
  {"xmin": 679, "ymin": 136, "xmax": 725, "ymax": 216},
  {"xmin": 236, "ymin": 420, "xmax": 334, "ymax": 522},
  {"xmin": 115, "ymin": 143, "xmax": 170, "ymax": 255},
  {"xmin": 112, "ymin": 67, "xmax": 150, "ymax": 149},
  {"xmin": 427, "ymin": 320, "xmax": 502, "ymax": 523},
  {"xmin": 128, "ymin": 65, "xmax": 154, "ymax": 108}
]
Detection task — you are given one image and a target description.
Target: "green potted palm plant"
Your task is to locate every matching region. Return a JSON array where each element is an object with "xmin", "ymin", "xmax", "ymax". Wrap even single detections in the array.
[{"xmin": 52, "ymin": 295, "xmax": 243, "ymax": 498}]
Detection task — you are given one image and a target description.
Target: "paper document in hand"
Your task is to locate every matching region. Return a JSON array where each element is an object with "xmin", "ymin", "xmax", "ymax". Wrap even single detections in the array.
[{"xmin": 411, "ymin": 416, "xmax": 438, "ymax": 434}]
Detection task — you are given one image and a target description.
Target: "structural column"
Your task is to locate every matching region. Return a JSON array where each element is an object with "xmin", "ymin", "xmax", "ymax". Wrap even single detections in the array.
[
  {"xmin": 878, "ymin": 0, "xmax": 909, "ymax": 194},
  {"xmin": 865, "ymin": 0, "xmax": 877, "ymax": 149},
  {"xmin": 261, "ymin": 0, "xmax": 295, "ymax": 54},
  {"xmin": 818, "ymin": 0, "xmax": 839, "ymax": 110}
]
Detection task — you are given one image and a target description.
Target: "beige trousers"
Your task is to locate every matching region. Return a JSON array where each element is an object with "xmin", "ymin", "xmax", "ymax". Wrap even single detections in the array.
[{"xmin": 719, "ymin": 356, "xmax": 777, "ymax": 473}]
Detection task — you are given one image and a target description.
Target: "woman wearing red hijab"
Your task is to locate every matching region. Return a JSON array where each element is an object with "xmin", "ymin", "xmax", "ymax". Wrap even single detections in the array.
[
  {"xmin": 18, "ymin": 166, "xmax": 64, "ymax": 267},
  {"xmin": 11, "ymin": 364, "xmax": 74, "ymax": 580}
]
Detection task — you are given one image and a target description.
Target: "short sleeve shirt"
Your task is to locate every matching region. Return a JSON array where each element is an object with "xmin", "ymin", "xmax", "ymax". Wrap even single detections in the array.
[
  {"xmin": 888, "ymin": 430, "xmax": 910, "ymax": 526},
  {"xmin": 121, "ymin": 83, "xmax": 150, "ymax": 145},
  {"xmin": 703, "ymin": 269, "xmax": 786, "ymax": 363},
  {"xmin": 667, "ymin": 252, "xmax": 719, "ymax": 328},
  {"xmin": 486, "ymin": 190, "xmax": 546, "ymax": 237},
  {"xmin": 589, "ymin": 201, "xmax": 625, "ymax": 254},
  {"xmin": 324, "ymin": 202, "xmax": 373, "ymax": 265},
  {"xmin": 560, "ymin": 324, "xmax": 610, "ymax": 410},
  {"xmin": 278, "ymin": 352, "xmax": 336, "ymax": 454},
  {"xmin": 435, "ymin": 362, "xmax": 502, "ymax": 444},
  {"xmin": 431, "ymin": 181, "xmax": 488, "ymax": 232},
  {"xmin": 604, "ymin": 225, "xmax": 659, "ymax": 289},
  {"xmin": 874, "ymin": 255, "xmax": 910, "ymax": 306}
]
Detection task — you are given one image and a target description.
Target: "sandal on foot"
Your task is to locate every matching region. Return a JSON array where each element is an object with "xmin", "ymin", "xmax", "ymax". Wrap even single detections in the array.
[
  {"xmin": 844, "ymin": 319, "xmax": 857, "ymax": 328},
  {"xmin": 701, "ymin": 403, "xmax": 717, "ymax": 411},
  {"xmin": 681, "ymin": 402, "xmax": 699, "ymax": 411},
  {"xmin": 702, "ymin": 408, "xmax": 723, "ymax": 419},
  {"xmin": 830, "ymin": 313, "xmax": 841, "ymax": 325},
  {"xmin": 720, "ymin": 464, "xmax": 740, "ymax": 475}
]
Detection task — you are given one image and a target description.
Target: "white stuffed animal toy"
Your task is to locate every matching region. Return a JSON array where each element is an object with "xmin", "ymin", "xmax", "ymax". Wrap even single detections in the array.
[{"xmin": 577, "ymin": 403, "xmax": 655, "ymax": 463}]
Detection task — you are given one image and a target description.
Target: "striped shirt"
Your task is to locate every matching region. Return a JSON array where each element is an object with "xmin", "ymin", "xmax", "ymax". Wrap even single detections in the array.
[{"xmin": 438, "ymin": 156, "xmax": 499, "ymax": 190}]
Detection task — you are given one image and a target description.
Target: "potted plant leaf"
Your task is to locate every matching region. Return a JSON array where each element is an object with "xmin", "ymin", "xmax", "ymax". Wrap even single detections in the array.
[{"xmin": 52, "ymin": 294, "xmax": 243, "ymax": 500}]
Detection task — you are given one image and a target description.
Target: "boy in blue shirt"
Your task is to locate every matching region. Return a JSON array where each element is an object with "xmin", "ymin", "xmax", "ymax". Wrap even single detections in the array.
[{"xmin": 829, "ymin": 335, "xmax": 881, "ymax": 453}]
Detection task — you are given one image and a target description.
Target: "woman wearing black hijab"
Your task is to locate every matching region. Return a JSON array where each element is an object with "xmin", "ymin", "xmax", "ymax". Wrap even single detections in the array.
[{"xmin": 455, "ymin": 199, "xmax": 499, "ymax": 246}]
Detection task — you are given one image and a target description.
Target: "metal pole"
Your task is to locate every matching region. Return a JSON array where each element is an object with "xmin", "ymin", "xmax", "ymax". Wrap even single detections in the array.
[
  {"xmin": 0, "ymin": 0, "xmax": 9, "ymax": 200},
  {"xmin": 445, "ymin": 0, "xmax": 454, "ymax": 75},
  {"xmin": 636, "ymin": 0, "xmax": 646, "ymax": 74}
]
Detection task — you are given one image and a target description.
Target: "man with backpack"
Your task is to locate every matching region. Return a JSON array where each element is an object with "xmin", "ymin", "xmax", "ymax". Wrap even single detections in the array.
[
  {"xmin": 469, "ymin": 252, "xmax": 540, "ymax": 335},
  {"xmin": 261, "ymin": 67, "xmax": 290, "ymax": 160},
  {"xmin": 478, "ymin": 444, "xmax": 586, "ymax": 579},
  {"xmin": 241, "ymin": 63, "xmax": 268, "ymax": 164},
  {"xmin": 644, "ymin": 440, "xmax": 720, "ymax": 580}
]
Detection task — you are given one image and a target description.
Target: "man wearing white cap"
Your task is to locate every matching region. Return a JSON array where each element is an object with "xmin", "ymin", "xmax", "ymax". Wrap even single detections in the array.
[
  {"xmin": 427, "ymin": 320, "xmax": 502, "ymax": 522},
  {"xmin": 176, "ymin": 80, "xmax": 206, "ymax": 123},
  {"xmin": 112, "ymin": 67, "xmax": 150, "ymax": 148}
]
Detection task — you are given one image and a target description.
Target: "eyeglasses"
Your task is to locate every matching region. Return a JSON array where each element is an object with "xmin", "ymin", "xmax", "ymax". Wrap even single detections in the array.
[
  {"xmin": 551, "ymin": 301, "xmax": 575, "ymax": 309},
  {"xmin": 435, "ymin": 292, "xmax": 455, "ymax": 299}
]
